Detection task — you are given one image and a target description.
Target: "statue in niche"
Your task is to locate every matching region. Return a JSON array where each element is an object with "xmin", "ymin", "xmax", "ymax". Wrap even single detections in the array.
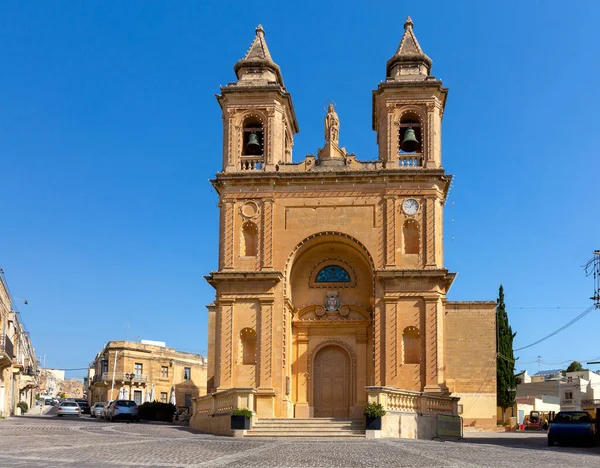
[{"xmin": 324, "ymin": 104, "xmax": 339, "ymax": 145}]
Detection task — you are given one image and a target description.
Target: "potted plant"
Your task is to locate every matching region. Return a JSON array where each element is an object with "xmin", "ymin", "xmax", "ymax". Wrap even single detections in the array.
[
  {"xmin": 231, "ymin": 408, "xmax": 252, "ymax": 430},
  {"xmin": 364, "ymin": 402, "xmax": 386, "ymax": 430}
]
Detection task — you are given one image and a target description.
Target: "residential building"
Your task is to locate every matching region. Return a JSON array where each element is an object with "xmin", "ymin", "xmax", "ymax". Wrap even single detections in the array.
[
  {"xmin": 88, "ymin": 340, "xmax": 207, "ymax": 408},
  {"xmin": 560, "ymin": 370, "xmax": 600, "ymax": 412},
  {"xmin": 0, "ymin": 270, "xmax": 39, "ymax": 416},
  {"xmin": 191, "ymin": 20, "xmax": 497, "ymax": 438},
  {"xmin": 39, "ymin": 368, "xmax": 65, "ymax": 398}
]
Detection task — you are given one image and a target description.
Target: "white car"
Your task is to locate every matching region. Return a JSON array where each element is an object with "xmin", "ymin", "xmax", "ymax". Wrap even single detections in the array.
[
  {"xmin": 100, "ymin": 401, "xmax": 113, "ymax": 420},
  {"xmin": 57, "ymin": 401, "xmax": 81, "ymax": 417},
  {"xmin": 90, "ymin": 402, "xmax": 105, "ymax": 418}
]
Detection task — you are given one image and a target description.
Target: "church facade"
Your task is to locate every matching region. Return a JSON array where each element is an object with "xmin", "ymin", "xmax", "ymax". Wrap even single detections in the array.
[{"xmin": 192, "ymin": 19, "xmax": 497, "ymax": 437}]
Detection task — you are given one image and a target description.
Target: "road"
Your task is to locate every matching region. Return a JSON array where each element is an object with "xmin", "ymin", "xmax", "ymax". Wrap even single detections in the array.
[{"xmin": 0, "ymin": 414, "xmax": 598, "ymax": 467}]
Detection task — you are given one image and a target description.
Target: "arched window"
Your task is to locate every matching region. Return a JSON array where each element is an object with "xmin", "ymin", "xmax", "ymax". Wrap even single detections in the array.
[
  {"xmin": 242, "ymin": 117, "xmax": 264, "ymax": 157},
  {"xmin": 241, "ymin": 222, "xmax": 258, "ymax": 257},
  {"xmin": 239, "ymin": 328, "xmax": 257, "ymax": 365},
  {"xmin": 398, "ymin": 112, "xmax": 422, "ymax": 154},
  {"xmin": 403, "ymin": 327, "xmax": 420, "ymax": 364},
  {"xmin": 403, "ymin": 220, "xmax": 419, "ymax": 255},
  {"xmin": 315, "ymin": 265, "xmax": 350, "ymax": 283}
]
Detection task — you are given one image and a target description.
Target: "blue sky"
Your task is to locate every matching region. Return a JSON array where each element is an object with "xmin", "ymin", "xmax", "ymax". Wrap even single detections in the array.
[{"xmin": 1, "ymin": 1, "xmax": 599, "ymax": 379}]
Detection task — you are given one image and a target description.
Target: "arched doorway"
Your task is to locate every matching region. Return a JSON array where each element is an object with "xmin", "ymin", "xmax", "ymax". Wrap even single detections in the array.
[{"xmin": 313, "ymin": 346, "xmax": 350, "ymax": 418}]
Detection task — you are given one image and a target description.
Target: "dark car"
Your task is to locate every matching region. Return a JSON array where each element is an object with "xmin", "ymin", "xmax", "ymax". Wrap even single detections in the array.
[
  {"xmin": 74, "ymin": 399, "xmax": 90, "ymax": 414},
  {"xmin": 548, "ymin": 411, "xmax": 597, "ymax": 447}
]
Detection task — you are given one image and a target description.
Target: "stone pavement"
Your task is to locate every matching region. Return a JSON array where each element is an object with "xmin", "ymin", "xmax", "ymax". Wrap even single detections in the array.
[{"xmin": 1, "ymin": 416, "xmax": 599, "ymax": 467}]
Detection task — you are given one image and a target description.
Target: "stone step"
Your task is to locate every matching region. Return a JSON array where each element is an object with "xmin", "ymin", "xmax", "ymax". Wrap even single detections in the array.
[
  {"xmin": 246, "ymin": 418, "xmax": 366, "ymax": 438},
  {"xmin": 245, "ymin": 431, "xmax": 366, "ymax": 438}
]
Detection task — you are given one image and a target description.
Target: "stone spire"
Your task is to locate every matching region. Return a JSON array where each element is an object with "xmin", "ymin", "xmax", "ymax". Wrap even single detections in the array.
[
  {"xmin": 386, "ymin": 17, "xmax": 432, "ymax": 80},
  {"xmin": 234, "ymin": 25, "xmax": 284, "ymax": 86}
]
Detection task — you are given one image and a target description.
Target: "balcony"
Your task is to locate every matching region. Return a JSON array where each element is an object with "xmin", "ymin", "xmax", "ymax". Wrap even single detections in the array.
[
  {"xmin": 562, "ymin": 399, "xmax": 574, "ymax": 405},
  {"xmin": 101, "ymin": 372, "xmax": 149, "ymax": 384},
  {"xmin": 0, "ymin": 334, "xmax": 15, "ymax": 368}
]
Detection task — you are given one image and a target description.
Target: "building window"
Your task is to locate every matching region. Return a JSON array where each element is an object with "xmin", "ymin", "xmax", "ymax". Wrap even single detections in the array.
[
  {"xmin": 242, "ymin": 117, "xmax": 264, "ymax": 157},
  {"xmin": 184, "ymin": 367, "xmax": 191, "ymax": 380},
  {"xmin": 241, "ymin": 222, "xmax": 258, "ymax": 257},
  {"xmin": 403, "ymin": 220, "xmax": 420, "ymax": 254},
  {"xmin": 184, "ymin": 393, "xmax": 192, "ymax": 408},
  {"xmin": 402, "ymin": 327, "xmax": 420, "ymax": 364},
  {"xmin": 161, "ymin": 366, "xmax": 168, "ymax": 378},
  {"xmin": 239, "ymin": 328, "xmax": 257, "ymax": 365},
  {"xmin": 100, "ymin": 359, "xmax": 109, "ymax": 374},
  {"xmin": 315, "ymin": 265, "xmax": 350, "ymax": 283},
  {"xmin": 564, "ymin": 391, "xmax": 573, "ymax": 400},
  {"xmin": 160, "ymin": 392, "xmax": 168, "ymax": 403},
  {"xmin": 134, "ymin": 363, "xmax": 143, "ymax": 376}
]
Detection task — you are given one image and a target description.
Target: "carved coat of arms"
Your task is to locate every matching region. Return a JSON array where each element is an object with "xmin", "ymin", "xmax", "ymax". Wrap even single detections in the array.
[{"xmin": 325, "ymin": 294, "xmax": 339, "ymax": 312}]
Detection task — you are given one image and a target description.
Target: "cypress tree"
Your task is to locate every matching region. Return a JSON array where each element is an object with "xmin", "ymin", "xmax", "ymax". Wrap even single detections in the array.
[{"xmin": 496, "ymin": 285, "xmax": 517, "ymax": 422}]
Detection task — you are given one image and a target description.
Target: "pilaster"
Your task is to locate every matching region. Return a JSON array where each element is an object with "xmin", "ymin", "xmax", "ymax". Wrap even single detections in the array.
[
  {"xmin": 261, "ymin": 198, "xmax": 274, "ymax": 270},
  {"xmin": 384, "ymin": 196, "xmax": 397, "ymax": 267},
  {"xmin": 216, "ymin": 299, "xmax": 235, "ymax": 391},
  {"xmin": 222, "ymin": 200, "xmax": 235, "ymax": 270},
  {"xmin": 423, "ymin": 296, "xmax": 446, "ymax": 393}
]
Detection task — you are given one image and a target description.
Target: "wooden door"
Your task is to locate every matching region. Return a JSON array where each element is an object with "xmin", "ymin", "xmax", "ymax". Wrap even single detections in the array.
[{"xmin": 314, "ymin": 347, "xmax": 349, "ymax": 418}]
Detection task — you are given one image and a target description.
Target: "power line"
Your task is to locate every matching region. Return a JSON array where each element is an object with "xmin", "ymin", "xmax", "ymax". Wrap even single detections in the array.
[{"xmin": 514, "ymin": 305, "xmax": 596, "ymax": 351}]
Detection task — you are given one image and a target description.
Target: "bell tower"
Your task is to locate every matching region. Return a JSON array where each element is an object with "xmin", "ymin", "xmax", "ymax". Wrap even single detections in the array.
[
  {"xmin": 217, "ymin": 25, "xmax": 299, "ymax": 173},
  {"xmin": 372, "ymin": 17, "xmax": 447, "ymax": 169}
]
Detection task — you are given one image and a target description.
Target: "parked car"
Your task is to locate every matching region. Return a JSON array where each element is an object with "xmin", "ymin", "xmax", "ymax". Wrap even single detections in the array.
[
  {"xmin": 106, "ymin": 400, "xmax": 140, "ymax": 422},
  {"xmin": 548, "ymin": 411, "xmax": 597, "ymax": 447},
  {"xmin": 90, "ymin": 402, "xmax": 105, "ymax": 418},
  {"xmin": 74, "ymin": 399, "xmax": 90, "ymax": 414},
  {"xmin": 101, "ymin": 401, "xmax": 114, "ymax": 420},
  {"xmin": 57, "ymin": 401, "xmax": 81, "ymax": 417},
  {"xmin": 44, "ymin": 398, "xmax": 53, "ymax": 406}
]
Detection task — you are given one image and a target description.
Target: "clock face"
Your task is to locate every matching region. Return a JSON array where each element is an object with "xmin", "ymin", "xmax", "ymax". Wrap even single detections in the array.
[{"xmin": 403, "ymin": 199, "xmax": 419, "ymax": 215}]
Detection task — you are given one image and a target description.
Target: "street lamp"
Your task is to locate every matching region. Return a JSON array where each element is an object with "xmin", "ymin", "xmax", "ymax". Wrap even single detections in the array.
[{"xmin": 124, "ymin": 373, "xmax": 136, "ymax": 401}]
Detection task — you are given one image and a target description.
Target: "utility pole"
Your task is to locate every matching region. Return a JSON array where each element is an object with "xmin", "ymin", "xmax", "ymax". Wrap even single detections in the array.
[{"xmin": 584, "ymin": 250, "xmax": 600, "ymax": 309}]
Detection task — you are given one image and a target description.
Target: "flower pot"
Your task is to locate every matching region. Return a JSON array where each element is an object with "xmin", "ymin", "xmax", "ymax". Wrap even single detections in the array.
[
  {"xmin": 366, "ymin": 416, "xmax": 382, "ymax": 430},
  {"xmin": 231, "ymin": 415, "xmax": 250, "ymax": 430}
]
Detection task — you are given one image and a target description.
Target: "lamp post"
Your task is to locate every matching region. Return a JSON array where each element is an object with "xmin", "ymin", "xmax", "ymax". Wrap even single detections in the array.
[{"xmin": 124, "ymin": 372, "xmax": 135, "ymax": 401}]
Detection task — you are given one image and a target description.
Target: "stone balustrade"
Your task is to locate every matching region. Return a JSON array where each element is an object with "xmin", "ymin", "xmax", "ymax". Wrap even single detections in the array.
[
  {"xmin": 397, "ymin": 155, "xmax": 423, "ymax": 168},
  {"xmin": 192, "ymin": 388, "xmax": 256, "ymax": 417},
  {"xmin": 365, "ymin": 386, "xmax": 458, "ymax": 415}
]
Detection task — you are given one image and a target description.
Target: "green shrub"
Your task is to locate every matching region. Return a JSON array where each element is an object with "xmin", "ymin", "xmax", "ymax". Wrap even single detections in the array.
[
  {"xmin": 364, "ymin": 402, "xmax": 386, "ymax": 418},
  {"xmin": 17, "ymin": 401, "xmax": 29, "ymax": 414},
  {"xmin": 231, "ymin": 408, "xmax": 253, "ymax": 418},
  {"xmin": 138, "ymin": 402, "xmax": 176, "ymax": 422}
]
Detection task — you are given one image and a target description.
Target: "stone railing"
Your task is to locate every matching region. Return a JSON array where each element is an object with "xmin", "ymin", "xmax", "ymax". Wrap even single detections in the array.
[
  {"xmin": 101, "ymin": 372, "xmax": 149, "ymax": 384},
  {"xmin": 366, "ymin": 386, "xmax": 459, "ymax": 416},
  {"xmin": 397, "ymin": 155, "xmax": 423, "ymax": 168},
  {"xmin": 193, "ymin": 388, "xmax": 256, "ymax": 417},
  {"xmin": 240, "ymin": 157, "xmax": 264, "ymax": 171}
]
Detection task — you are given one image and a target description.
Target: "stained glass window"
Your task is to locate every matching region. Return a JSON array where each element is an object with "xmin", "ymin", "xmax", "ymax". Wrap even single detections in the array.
[{"xmin": 315, "ymin": 265, "xmax": 350, "ymax": 283}]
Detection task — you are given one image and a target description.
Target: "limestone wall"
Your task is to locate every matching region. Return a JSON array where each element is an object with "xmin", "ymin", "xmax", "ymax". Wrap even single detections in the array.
[{"xmin": 445, "ymin": 301, "xmax": 497, "ymax": 428}]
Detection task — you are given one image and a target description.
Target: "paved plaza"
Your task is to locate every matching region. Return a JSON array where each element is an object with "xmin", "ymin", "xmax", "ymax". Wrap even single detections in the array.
[{"xmin": 0, "ymin": 415, "xmax": 598, "ymax": 467}]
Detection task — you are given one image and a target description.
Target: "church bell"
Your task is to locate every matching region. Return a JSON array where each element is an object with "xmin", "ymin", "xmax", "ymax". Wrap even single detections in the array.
[
  {"xmin": 245, "ymin": 132, "xmax": 262, "ymax": 154},
  {"xmin": 400, "ymin": 127, "xmax": 420, "ymax": 153}
]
